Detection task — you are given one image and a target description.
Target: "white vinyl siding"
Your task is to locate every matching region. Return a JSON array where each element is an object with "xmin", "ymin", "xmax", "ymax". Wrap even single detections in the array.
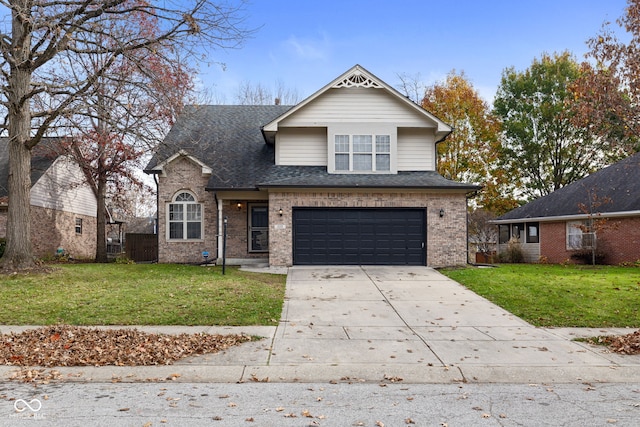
[
  {"xmin": 397, "ymin": 128, "xmax": 436, "ymax": 171},
  {"xmin": 279, "ymin": 88, "xmax": 437, "ymax": 127},
  {"xmin": 275, "ymin": 127, "xmax": 327, "ymax": 166},
  {"xmin": 30, "ymin": 157, "xmax": 97, "ymax": 217}
]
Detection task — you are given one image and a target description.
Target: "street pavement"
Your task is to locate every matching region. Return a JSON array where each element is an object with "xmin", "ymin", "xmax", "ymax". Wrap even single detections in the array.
[
  {"xmin": 2, "ymin": 381, "xmax": 639, "ymax": 426},
  {"xmin": 1, "ymin": 265, "xmax": 639, "ymax": 385}
]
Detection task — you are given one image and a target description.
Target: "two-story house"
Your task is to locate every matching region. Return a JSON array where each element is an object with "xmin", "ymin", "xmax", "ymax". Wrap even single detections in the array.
[
  {"xmin": 0, "ymin": 138, "xmax": 97, "ymax": 259},
  {"xmin": 144, "ymin": 65, "xmax": 480, "ymax": 267}
]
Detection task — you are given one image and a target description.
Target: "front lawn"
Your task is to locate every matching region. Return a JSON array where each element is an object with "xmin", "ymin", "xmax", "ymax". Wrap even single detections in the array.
[
  {"xmin": 440, "ymin": 264, "xmax": 640, "ymax": 327},
  {"xmin": 0, "ymin": 264, "xmax": 286, "ymax": 326}
]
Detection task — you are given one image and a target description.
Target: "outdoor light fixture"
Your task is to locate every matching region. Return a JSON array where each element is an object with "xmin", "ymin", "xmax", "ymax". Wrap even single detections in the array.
[
  {"xmin": 236, "ymin": 202, "xmax": 242, "ymax": 210},
  {"xmin": 278, "ymin": 208, "xmax": 283, "ymax": 216},
  {"xmin": 439, "ymin": 208, "xmax": 445, "ymax": 218}
]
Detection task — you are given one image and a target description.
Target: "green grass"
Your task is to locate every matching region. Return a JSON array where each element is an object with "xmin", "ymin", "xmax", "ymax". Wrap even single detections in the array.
[
  {"xmin": 440, "ymin": 264, "xmax": 640, "ymax": 328},
  {"xmin": 0, "ymin": 264, "xmax": 286, "ymax": 326}
]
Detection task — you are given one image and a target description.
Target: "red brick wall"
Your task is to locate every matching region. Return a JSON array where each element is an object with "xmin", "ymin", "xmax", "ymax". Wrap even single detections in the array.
[
  {"xmin": 157, "ymin": 156, "xmax": 217, "ymax": 264},
  {"xmin": 541, "ymin": 218, "xmax": 640, "ymax": 264},
  {"xmin": 268, "ymin": 190, "xmax": 469, "ymax": 268},
  {"xmin": 0, "ymin": 208, "xmax": 6, "ymax": 239},
  {"xmin": 30, "ymin": 206, "xmax": 97, "ymax": 259}
]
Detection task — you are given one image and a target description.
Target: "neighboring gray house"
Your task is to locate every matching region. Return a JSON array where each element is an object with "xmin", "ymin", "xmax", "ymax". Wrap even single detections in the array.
[
  {"xmin": 145, "ymin": 65, "xmax": 481, "ymax": 267},
  {"xmin": 0, "ymin": 139, "xmax": 97, "ymax": 259},
  {"xmin": 493, "ymin": 152, "xmax": 640, "ymax": 264}
]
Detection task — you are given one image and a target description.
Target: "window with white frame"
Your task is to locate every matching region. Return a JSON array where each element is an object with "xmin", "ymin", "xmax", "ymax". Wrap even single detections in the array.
[
  {"xmin": 334, "ymin": 134, "xmax": 390, "ymax": 172},
  {"xmin": 75, "ymin": 218, "xmax": 83, "ymax": 235},
  {"xmin": 566, "ymin": 220, "xmax": 595, "ymax": 250},
  {"xmin": 168, "ymin": 191, "xmax": 202, "ymax": 240}
]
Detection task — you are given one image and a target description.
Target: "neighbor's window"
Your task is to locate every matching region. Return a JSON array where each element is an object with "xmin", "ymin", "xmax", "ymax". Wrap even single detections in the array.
[
  {"xmin": 75, "ymin": 218, "xmax": 83, "ymax": 235},
  {"xmin": 334, "ymin": 134, "xmax": 390, "ymax": 172},
  {"xmin": 566, "ymin": 220, "xmax": 594, "ymax": 250},
  {"xmin": 168, "ymin": 191, "xmax": 202, "ymax": 240},
  {"xmin": 526, "ymin": 222, "xmax": 539, "ymax": 243},
  {"xmin": 249, "ymin": 204, "xmax": 268, "ymax": 252},
  {"xmin": 498, "ymin": 225, "xmax": 510, "ymax": 244},
  {"xmin": 511, "ymin": 224, "xmax": 524, "ymax": 241}
]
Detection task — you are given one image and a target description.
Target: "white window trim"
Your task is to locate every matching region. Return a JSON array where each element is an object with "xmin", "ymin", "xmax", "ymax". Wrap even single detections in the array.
[
  {"xmin": 166, "ymin": 190, "xmax": 204, "ymax": 241},
  {"xmin": 328, "ymin": 124, "xmax": 396, "ymax": 174},
  {"xmin": 566, "ymin": 220, "xmax": 595, "ymax": 250}
]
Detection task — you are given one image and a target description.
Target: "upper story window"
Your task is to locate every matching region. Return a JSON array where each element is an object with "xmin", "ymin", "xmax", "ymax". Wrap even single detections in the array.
[
  {"xmin": 168, "ymin": 191, "xmax": 202, "ymax": 240},
  {"xmin": 334, "ymin": 134, "xmax": 391, "ymax": 172}
]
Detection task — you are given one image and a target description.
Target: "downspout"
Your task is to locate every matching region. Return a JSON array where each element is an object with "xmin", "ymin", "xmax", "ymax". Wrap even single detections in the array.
[
  {"xmin": 153, "ymin": 174, "xmax": 159, "ymax": 262},
  {"xmin": 214, "ymin": 192, "xmax": 223, "ymax": 262}
]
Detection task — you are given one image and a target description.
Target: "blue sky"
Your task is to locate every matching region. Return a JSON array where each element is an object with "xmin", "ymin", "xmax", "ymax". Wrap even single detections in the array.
[{"xmin": 199, "ymin": 0, "xmax": 629, "ymax": 104}]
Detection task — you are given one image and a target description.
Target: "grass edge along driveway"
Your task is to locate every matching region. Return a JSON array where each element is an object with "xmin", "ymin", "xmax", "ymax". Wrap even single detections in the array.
[
  {"xmin": 440, "ymin": 264, "xmax": 640, "ymax": 328},
  {"xmin": 0, "ymin": 264, "xmax": 286, "ymax": 326}
]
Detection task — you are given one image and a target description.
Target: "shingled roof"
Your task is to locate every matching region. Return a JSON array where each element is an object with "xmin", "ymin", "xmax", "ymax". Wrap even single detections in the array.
[
  {"xmin": 0, "ymin": 138, "xmax": 61, "ymax": 202},
  {"xmin": 145, "ymin": 105, "xmax": 480, "ymax": 192},
  {"xmin": 496, "ymin": 152, "xmax": 640, "ymax": 222}
]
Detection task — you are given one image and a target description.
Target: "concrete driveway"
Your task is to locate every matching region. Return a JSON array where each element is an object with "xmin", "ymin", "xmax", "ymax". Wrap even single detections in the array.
[{"xmin": 239, "ymin": 265, "xmax": 640, "ymax": 383}]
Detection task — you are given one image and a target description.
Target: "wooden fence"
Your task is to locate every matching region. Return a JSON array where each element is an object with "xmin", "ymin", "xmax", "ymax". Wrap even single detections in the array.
[{"xmin": 125, "ymin": 233, "xmax": 157, "ymax": 263}]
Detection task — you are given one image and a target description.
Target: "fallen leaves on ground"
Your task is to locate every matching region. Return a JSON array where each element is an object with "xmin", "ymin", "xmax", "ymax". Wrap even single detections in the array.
[
  {"xmin": 0, "ymin": 325, "xmax": 253, "ymax": 366},
  {"xmin": 586, "ymin": 329, "xmax": 640, "ymax": 355}
]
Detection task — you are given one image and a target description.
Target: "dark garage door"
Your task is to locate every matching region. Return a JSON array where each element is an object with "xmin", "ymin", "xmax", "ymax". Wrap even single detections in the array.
[{"xmin": 293, "ymin": 208, "xmax": 426, "ymax": 265}]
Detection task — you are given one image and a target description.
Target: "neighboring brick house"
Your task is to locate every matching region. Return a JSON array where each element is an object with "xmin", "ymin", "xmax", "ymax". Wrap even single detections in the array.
[
  {"xmin": 493, "ymin": 152, "xmax": 640, "ymax": 264},
  {"xmin": 0, "ymin": 139, "xmax": 97, "ymax": 259},
  {"xmin": 144, "ymin": 65, "xmax": 481, "ymax": 268}
]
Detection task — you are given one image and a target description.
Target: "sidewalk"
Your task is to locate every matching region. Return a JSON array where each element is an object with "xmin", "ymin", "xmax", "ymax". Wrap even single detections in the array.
[{"xmin": 1, "ymin": 266, "xmax": 639, "ymax": 384}]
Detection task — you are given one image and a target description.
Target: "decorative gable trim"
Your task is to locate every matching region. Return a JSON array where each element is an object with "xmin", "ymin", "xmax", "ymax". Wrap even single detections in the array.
[
  {"xmin": 262, "ymin": 64, "xmax": 452, "ymax": 140},
  {"xmin": 332, "ymin": 70, "xmax": 382, "ymax": 89},
  {"xmin": 151, "ymin": 149, "xmax": 212, "ymax": 176}
]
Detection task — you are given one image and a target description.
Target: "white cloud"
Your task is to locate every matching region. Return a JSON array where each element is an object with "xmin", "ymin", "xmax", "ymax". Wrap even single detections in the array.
[{"xmin": 283, "ymin": 33, "xmax": 330, "ymax": 61}]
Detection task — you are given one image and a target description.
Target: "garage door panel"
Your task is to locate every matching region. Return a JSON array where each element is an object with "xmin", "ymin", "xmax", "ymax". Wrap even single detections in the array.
[{"xmin": 293, "ymin": 208, "xmax": 425, "ymax": 265}]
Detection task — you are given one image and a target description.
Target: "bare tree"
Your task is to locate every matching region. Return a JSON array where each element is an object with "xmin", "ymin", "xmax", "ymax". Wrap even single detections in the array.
[
  {"xmin": 0, "ymin": 0, "xmax": 250, "ymax": 270},
  {"xmin": 235, "ymin": 79, "xmax": 300, "ymax": 105},
  {"xmin": 395, "ymin": 72, "xmax": 425, "ymax": 104}
]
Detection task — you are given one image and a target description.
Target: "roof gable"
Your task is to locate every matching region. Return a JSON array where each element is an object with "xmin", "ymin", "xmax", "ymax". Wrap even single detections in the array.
[
  {"xmin": 262, "ymin": 64, "xmax": 452, "ymax": 139},
  {"xmin": 148, "ymin": 149, "xmax": 212, "ymax": 176},
  {"xmin": 496, "ymin": 152, "xmax": 640, "ymax": 221},
  {"xmin": 0, "ymin": 137, "xmax": 63, "ymax": 201}
]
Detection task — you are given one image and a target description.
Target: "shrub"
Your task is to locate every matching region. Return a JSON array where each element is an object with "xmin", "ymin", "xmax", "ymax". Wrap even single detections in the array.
[
  {"xmin": 571, "ymin": 249, "xmax": 607, "ymax": 265},
  {"xmin": 503, "ymin": 237, "xmax": 524, "ymax": 263}
]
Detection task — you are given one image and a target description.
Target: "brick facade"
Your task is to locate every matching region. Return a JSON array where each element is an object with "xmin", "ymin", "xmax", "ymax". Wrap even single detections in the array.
[
  {"xmin": 268, "ymin": 190, "xmax": 469, "ymax": 268},
  {"xmin": 1, "ymin": 206, "xmax": 96, "ymax": 259},
  {"xmin": 0, "ymin": 208, "xmax": 6, "ymax": 239},
  {"xmin": 541, "ymin": 217, "xmax": 640, "ymax": 265},
  {"xmin": 157, "ymin": 156, "xmax": 217, "ymax": 264},
  {"xmin": 30, "ymin": 205, "xmax": 96, "ymax": 259}
]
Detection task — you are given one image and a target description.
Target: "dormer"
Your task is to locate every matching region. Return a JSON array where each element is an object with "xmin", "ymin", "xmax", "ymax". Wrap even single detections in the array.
[{"xmin": 263, "ymin": 65, "xmax": 452, "ymax": 174}]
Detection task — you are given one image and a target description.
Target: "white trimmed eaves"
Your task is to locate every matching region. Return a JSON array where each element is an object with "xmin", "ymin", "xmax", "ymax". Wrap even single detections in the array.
[
  {"xmin": 150, "ymin": 150, "xmax": 212, "ymax": 177},
  {"xmin": 490, "ymin": 210, "xmax": 640, "ymax": 224},
  {"xmin": 261, "ymin": 64, "xmax": 453, "ymax": 136}
]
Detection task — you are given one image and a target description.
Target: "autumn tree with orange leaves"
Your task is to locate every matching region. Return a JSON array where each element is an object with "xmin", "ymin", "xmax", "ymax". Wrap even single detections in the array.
[
  {"xmin": 571, "ymin": 0, "xmax": 640, "ymax": 159},
  {"xmin": 421, "ymin": 71, "xmax": 518, "ymax": 215},
  {"xmin": 0, "ymin": 0, "xmax": 249, "ymax": 270}
]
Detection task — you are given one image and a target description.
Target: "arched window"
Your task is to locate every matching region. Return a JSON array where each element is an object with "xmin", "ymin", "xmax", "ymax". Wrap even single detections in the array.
[{"xmin": 168, "ymin": 191, "xmax": 202, "ymax": 240}]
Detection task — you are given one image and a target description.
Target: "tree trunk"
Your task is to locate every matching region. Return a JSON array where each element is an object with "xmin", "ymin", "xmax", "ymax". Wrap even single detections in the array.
[
  {"xmin": 95, "ymin": 175, "xmax": 108, "ymax": 263},
  {"xmin": 0, "ymin": 2, "xmax": 35, "ymax": 271},
  {"xmin": 1, "ymin": 135, "xmax": 34, "ymax": 270}
]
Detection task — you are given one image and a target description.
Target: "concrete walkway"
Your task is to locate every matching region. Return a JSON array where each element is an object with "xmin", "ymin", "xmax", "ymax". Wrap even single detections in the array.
[{"xmin": 1, "ymin": 266, "xmax": 639, "ymax": 384}]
